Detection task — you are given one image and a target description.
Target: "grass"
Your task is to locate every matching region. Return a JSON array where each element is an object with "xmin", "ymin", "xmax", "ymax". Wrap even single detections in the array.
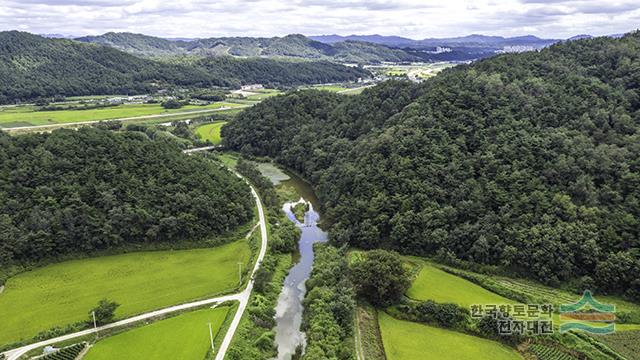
[
  {"xmin": 379, "ymin": 312, "xmax": 522, "ymax": 360},
  {"xmin": 195, "ymin": 122, "xmax": 227, "ymax": 144},
  {"xmin": 216, "ymin": 153, "xmax": 241, "ymax": 169},
  {"xmin": 0, "ymin": 102, "xmax": 243, "ymax": 128},
  {"xmin": 244, "ymin": 90, "xmax": 282, "ymax": 101},
  {"xmin": 84, "ymin": 307, "xmax": 230, "ymax": 360},
  {"xmin": 0, "ymin": 240, "xmax": 251, "ymax": 346},
  {"xmin": 406, "ymin": 260, "xmax": 512, "ymax": 308},
  {"xmin": 311, "ymin": 85, "xmax": 350, "ymax": 92}
]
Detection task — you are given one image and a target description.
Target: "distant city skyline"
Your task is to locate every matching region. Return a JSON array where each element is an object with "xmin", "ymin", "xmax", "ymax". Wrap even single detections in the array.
[{"xmin": 0, "ymin": 0, "xmax": 638, "ymax": 39}]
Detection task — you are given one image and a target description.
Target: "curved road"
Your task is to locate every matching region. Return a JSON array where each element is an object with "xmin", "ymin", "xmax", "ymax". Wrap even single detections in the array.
[{"xmin": 1, "ymin": 178, "xmax": 268, "ymax": 360}]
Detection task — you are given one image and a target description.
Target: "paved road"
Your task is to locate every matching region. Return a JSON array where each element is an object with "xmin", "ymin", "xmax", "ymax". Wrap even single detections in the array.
[
  {"xmin": 215, "ymin": 184, "xmax": 268, "ymax": 360},
  {"xmin": 1, "ymin": 105, "xmax": 249, "ymax": 132},
  {"xmin": 1, "ymin": 176, "xmax": 268, "ymax": 360},
  {"xmin": 182, "ymin": 145, "xmax": 221, "ymax": 154}
]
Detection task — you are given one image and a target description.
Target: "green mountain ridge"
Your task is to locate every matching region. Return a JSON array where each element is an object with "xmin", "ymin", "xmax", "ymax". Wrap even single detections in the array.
[
  {"xmin": 75, "ymin": 32, "xmax": 420, "ymax": 63},
  {"xmin": 223, "ymin": 32, "xmax": 640, "ymax": 300},
  {"xmin": 0, "ymin": 31, "xmax": 369, "ymax": 104}
]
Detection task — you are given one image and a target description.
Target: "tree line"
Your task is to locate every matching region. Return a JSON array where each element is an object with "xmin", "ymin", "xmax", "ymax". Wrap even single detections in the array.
[{"xmin": 223, "ymin": 32, "xmax": 640, "ymax": 300}]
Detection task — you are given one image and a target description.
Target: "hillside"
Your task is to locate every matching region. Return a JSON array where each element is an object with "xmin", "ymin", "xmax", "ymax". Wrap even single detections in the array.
[
  {"xmin": 76, "ymin": 32, "xmax": 420, "ymax": 63},
  {"xmin": 0, "ymin": 31, "xmax": 220, "ymax": 104},
  {"xmin": 223, "ymin": 33, "xmax": 640, "ymax": 300},
  {"xmin": 0, "ymin": 31, "xmax": 369, "ymax": 104},
  {"xmin": 0, "ymin": 127, "xmax": 254, "ymax": 272}
]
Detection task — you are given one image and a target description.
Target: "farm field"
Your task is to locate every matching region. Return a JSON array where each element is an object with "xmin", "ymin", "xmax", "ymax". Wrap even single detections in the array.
[
  {"xmin": 84, "ymin": 307, "xmax": 230, "ymax": 360},
  {"xmin": 309, "ymin": 85, "xmax": 351, "ymax": 92},
  {"xmin": 405, "ymin": 259, "xmax": 640, "ymax": 335},
  {"xmin": 0, "ymin": 240, "xmax": 251, "ymax": 346},
  {"xmin": 367, "ymin": 62, "xmax": 456, "ymax": 80},
  {"xmin": 406, "ymin": 261, "xmax": 512, "ymax": 308},
  {"xmin": 378, "ymin": 312, "xmax": 522, "ymax": 360},
  {"xmin": 244, "ymin": 89, "xmax": 282, "ymax": 101},
  {"xmin": 0, "ymin": 102, "xmax": 243, "ymax": 128},
  {"xmin": 195, "ymin": 121, "xmax": 227, "ymax": 144},
  {"xmin": 592, "ymin": 330, "xmax": 640, "ymax": 360}
]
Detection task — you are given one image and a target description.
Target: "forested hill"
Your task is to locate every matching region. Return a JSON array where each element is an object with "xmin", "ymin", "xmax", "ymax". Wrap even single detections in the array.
[
  {"xmin": 75, "ymin": 32, "xmax": 420, "ymax": 63},
  {"xmin": 223, "ymin": 33, "xmax": 640, "ymax": 300},
  {"xmin": 0, "ymin": 128, "xmax": 254, "ymax": 274},
  {"xmin": 0, "ymin": 31, "xmax": 369, "ymax": 104}
]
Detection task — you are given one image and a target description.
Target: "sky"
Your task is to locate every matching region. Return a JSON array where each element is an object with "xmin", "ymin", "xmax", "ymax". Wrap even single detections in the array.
[{"xmin": 0, "ymin": 0, "xmax": 638, "ymax": 39}]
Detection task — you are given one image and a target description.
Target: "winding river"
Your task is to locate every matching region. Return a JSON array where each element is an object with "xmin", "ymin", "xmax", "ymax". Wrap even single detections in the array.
[{"xmin": 257, "ymin": 163, "xmax": 327, "ymax": 360}]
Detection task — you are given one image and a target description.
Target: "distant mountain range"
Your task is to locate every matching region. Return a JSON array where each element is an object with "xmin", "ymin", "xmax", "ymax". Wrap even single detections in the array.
[
  {"xmin": 75, "ymin": 33, "xmax": 419, "ymax": 63},
  {"xmin": 309, "ymin": 33, "xmax": 559, "ymax": 47},
  {"xmin": 36, "ymin": 31, "xmax": 624, "ymax": 64},
  {"xmin": 0, "ymin": 31, "xmax": 369, "ymax": 104},
  {"xmin": 309, "ymin": 34, "xmax": 562, "ymax": 61},
  {"xmin": 73, "ymin": 32, "xmax": 606, "ymax": 63}
]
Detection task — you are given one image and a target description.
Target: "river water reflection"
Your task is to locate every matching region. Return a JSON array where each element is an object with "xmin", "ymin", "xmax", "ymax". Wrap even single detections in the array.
[{"xmin": 257, "ymin": 162, "xmax": 327, "ymax": 360}]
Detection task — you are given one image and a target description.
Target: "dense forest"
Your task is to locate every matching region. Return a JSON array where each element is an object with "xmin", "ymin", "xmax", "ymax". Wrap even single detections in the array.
[
  {"xmin": 0, "ymin": 128, "xmax": 254, "ymax": 274},
  {"xmin": 0, "ymin": 31, "xmax": 369, "ymax": 104},
  {"xmin": 223, "ymin": 33, "xmax": 640, "ymax": 299}
]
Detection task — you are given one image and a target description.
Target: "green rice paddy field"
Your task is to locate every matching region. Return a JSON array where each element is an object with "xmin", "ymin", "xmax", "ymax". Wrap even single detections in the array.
[
  {"xmin": 0, "ymin": 102, "xmax": 242, "ymax": 128},
  {"xmin": 0, "ymin": 240, "xmax": 251, "ymax": 346},
  {"xmin": 195, "ymin": 122, "xmax": 227, "ymax": 144},
  {"xmin": 84, "ymin": 307, "xmax": 230, "ymax": 360},
  {"xmin": 406, "ymin": 262, "xmax": 512, "ymax": 308},
  {"xmin": 405, "ymin": 259, "xmax": 640, "ymax": 331},
  {"xmin": 379, "ymin": 312, "xmax": 522, "ymax": 360}
]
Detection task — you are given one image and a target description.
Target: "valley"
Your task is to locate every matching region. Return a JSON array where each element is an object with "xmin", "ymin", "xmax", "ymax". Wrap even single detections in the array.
[{"xmin": 1, "ymin": 5, "xmax": 639, "ymax": 360}]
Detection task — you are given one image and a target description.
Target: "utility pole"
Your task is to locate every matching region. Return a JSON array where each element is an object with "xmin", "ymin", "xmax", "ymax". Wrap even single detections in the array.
[
  {"xmin": 92, "ymin": 311, "xmax": 98, "ymax": 339},
  {"xmin": 237, "ymin": 262, "xmax": 243, "ymax": 285},
  {"xmin": 208, "ymin": 322, "xmax": 215, "ymax": 353}
]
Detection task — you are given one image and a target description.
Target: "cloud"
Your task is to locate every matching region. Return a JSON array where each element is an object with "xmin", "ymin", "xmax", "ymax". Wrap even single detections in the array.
[{"xmin": 0, "ymin": 0, "xmax": 637, "ymax": 39}]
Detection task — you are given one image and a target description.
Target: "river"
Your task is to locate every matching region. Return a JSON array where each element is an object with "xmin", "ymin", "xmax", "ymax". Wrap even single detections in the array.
[{"xmin": 257, "ymin": 163, "xmax": 328, "ymax": 360}]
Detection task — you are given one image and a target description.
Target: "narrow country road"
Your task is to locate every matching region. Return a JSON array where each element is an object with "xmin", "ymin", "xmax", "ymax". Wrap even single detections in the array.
[
  {"xmin": 1, "ymin": 172, "xmax": 268, "ymax": 360},
  {"xmin": 1, "ymin": 105, "xmax": 249, "ymax": 132}
]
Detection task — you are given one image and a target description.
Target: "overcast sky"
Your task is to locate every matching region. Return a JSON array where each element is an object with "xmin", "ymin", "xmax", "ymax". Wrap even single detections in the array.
[{"xmin": 0, "ymin": 0, "xmax": 638, "ymax": 39}]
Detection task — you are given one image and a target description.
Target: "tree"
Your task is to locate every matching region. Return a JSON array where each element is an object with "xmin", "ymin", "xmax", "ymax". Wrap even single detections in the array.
[
  {"xmin": 161, "ymin": 99, "xmax": 183, "ymax": 109},
  {"xmin": 350, "ymin": 250, "xmax": 410, "ymax": 307},
  {"xmin": 90, "ymin": 299, "xmax": 120, "ymax": 325}
]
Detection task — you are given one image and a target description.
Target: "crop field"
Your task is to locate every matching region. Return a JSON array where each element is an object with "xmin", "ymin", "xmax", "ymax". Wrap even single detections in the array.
[
  {"xmin": 195, "ymin": 122, "xmax": 227, "ymax": 144},
  {"xmin": 367, "ymin": 62, "xmax": 456, "ymax": 80},
  {"xmin": 592, "ymin": 330, "xmax": 640, "ymax": 360},
  {"xmin": 0, "ymin": 102, "xmax": 242, "ymax": 128},
  {"xmin": 309, "ymin": 85, "xmax": 351, "ymax": 92},
  {"xmin": 378, "ymin": 312, "xmax": 522, "ymax": 360},
  {"xmin": 527, "ymin": 344, "xmax": 577, "ymax": 360},
  {"xmin": 84, "ymin": 307, "xmax": 230, "ymax": 360},
  {"xmin": 244, "ymin": 89, "xmax": 282, "ymax": 101},
  {"xmin": 405, "ymin": 259, "xmax": 640, "ymax": 335},
  {"xmin": 0, "ymin": 240, "xmax": 251, "ymax": 346},
  {"xmin": 489, "ymin": 276, "xmax": 640, "ymax": 317},
  {"xmin": 406, "ymin": 260, "xmax": 512, "ymax": 308}
]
